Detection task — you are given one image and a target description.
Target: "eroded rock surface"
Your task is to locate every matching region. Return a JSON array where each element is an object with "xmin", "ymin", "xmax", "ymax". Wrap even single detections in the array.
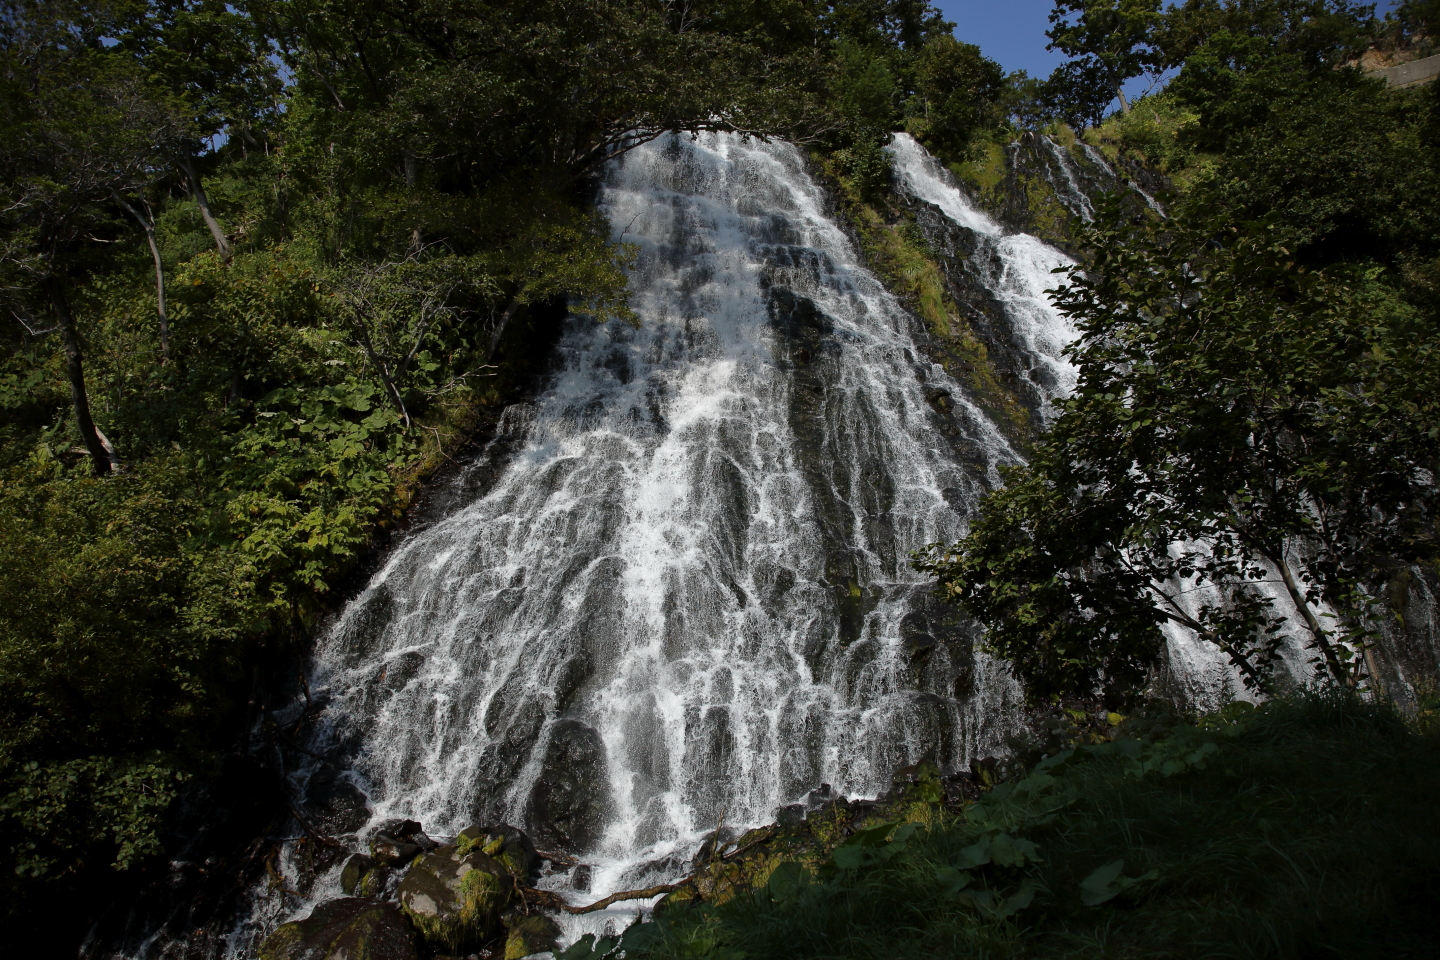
[{"xmin": 259, "ymin": 898, "xmax": 418, "ymax": 960}]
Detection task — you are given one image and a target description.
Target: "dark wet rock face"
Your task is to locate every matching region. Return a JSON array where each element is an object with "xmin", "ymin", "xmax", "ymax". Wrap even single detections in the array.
[
  {"xmin": 258, "ymin": 898, "xmax": 418, "ymax": 960},
  {"xmin": 303, "ymin": 766, "xmax": 370, "ymax": 836},
  {"xmin": 523, "ymin": 719, "xmax": 613, "ymax": 854}
]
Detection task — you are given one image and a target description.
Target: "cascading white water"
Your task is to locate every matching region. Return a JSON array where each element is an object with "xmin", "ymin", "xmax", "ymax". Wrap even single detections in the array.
[
  {"xmin": 887, "ymin": 133, "xmax": 1079, "ymax": 411},
  {"xmin": 227, "ymin": 131, "xmax": 1099, "ymax": 951},
  {"xmin": 887, "ymin": 135, "xmax": 1314, "ymax": 710}
]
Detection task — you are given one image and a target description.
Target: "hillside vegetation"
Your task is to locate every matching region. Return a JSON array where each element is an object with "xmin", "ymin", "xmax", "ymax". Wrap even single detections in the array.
[
  {"xmin": 0, "ymin": 0, "xmax": 1031, "ymax": 938},
  {"xmin": 568, "ymin": 693, "xmax": 1440, "ymax": 960},
  {"xmin": 3, "ymin": 0, "xmax": 1440, "ymax": 954}
]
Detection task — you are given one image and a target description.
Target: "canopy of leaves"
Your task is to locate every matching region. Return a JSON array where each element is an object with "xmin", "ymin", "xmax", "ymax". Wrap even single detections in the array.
[{"xmin": 918, "ymin": 204, "xmax": 1440, "ymax": 703}]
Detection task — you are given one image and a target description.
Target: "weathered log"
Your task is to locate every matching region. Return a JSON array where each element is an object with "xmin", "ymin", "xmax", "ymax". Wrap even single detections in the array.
[{"xmin": 520, "ymin": 883, "xmax": 681, "ymax": 915}]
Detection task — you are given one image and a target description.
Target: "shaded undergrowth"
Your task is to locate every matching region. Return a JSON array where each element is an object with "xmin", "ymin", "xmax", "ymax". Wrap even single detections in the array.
[{"xmin": 568, "ymin": 692, "xmax": 1440, "ymax": 960}]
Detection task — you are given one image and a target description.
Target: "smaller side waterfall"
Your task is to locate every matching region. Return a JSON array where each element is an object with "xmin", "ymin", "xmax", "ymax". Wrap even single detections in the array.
[
  {"xmin": 885, "ymin": 133, "xmax": 1311, "ymax": 710},
  {"xmin": 887, "ymin": 134, "xmax": 1078, "ymax": 412}
]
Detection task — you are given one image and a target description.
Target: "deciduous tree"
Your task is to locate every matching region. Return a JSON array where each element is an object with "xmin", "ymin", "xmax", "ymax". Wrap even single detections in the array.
[{"xmin": 918, "ymin": 204, "xmax": 1440, "ymax": 701}]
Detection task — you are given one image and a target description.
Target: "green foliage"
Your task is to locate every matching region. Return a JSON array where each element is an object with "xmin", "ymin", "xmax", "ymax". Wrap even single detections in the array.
[
  {"xmin": 1, "ymin": 755, "xmax": 188, "ymax": 879},
  {"xmin": 1171, "ymin": 51, "xmax": 1437, "ymax": 264},
  {"xmin": 1397, "ymin": 0, "xmax": 1440, "ymax": 36},
  {"xmin": 593, "ymin": 694, "xmax": 1440, "ymax": 960},
  {"xmin": 1089, "ymin": 91, "xmax": 1202, "ymax": 175},
  {"xmin": 1045, "ymin": 0, "xmax": 1166, "ymax": 126},
  {"xmin": 918, "ymin": 206, "xmax": 1440, "ymax": 700},
  {"xmin": 906, "ymin": 35, "xmax": 1008, "ymax": 160}
]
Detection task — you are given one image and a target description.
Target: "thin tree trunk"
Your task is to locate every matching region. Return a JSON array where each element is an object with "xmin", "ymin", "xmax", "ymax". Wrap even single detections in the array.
[
  {"xmin": 345, "ymin": 314, "xmax": 411, "ymax": 428},
  {"xmin": 484, "ymin": 297, "xmax": 523, "ymax": 366},
  {"xmin": 1116, "ymin": 85, "xmax": 1131, "ymax": 114},
  {"xmin": 403, "ymin": 151, "xmax": 423, "ymax": 252},
  {"xmin": 1362, "ymin": 646, "xmax": 1386, "ymax": 698},
  {"xmin": 180, "ymin": 154, "xmax": 232, "ymax": 262},
  {"xmin": 44, "ymin": 274, "xmax": 111, "ymax": 476},
  {"xmin": 1269, "ymin": 549, "xmax": 1349, "ymax": 686},
  {"xmin": 114, "ymin": 193, "xmax": 169, "ymax": 359},
  {"xmin": 228, "ymin": 370, "xmax": 245, "ymax": 410}
]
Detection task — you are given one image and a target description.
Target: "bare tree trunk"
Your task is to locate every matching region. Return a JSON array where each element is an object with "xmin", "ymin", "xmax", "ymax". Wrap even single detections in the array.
[
  {"xmin": 179, "ymin": 154, "xmax": 232, "ymax": 263},
  {"xmin": 114, "ymin": 193, "xmax": 169, "ymax": 359},
  {"xmin": 484, "ymin": 298, "xmax": 523, "ymax": 366},
  {"xmin": 44, "ymin": 274, "xmax": 112, "ymax": 476},
  {"xmin": 344, "ymin": 316, "xmax": 411, "ymax": 428},
  {"xmin": 403, "ymin": 151, "xmax": 423, "ymax": 253},
  {"xmin": 1270, "ymin": 549, "xmax": 1350, "ymax": 686},
  {"xmin": 1115, "ymin": 85, "xmax": 1131, "ymax": 115}
]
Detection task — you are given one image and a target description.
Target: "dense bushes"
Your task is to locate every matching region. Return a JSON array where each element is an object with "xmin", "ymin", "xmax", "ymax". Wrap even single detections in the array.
[{"xmin": 569, "ymin": 694, "xmax": 1440, "ymax": 959}]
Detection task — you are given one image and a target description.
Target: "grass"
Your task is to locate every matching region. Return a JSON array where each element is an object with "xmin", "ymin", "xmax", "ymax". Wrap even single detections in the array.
[{"xmin": 573, "ymin": 692, "xmax": 1440, "ymax": 959}]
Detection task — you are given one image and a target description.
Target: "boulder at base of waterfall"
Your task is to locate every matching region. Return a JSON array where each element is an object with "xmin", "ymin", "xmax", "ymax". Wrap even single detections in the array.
[
  {"xmin": 502, "ymin": 914, "xmax": 562, "ymax": 959},
  {"xmin": 258, "ymin": 898, "xmax": 418, "ymax": 960},
  {"xmin": 303, "ymin": 767, "xmax": 371, "ymax": 836},
  {"xmin": 523, "ymin": 718, "xmax": 614, "ymax": 853},
  {"xmin": 375, "ymin": 818, "xmax": 439, "ymax": 851},
  {"xmin": 396, "ymin": 845, "xmax": 514, "ymax": 950},
  {"xmin": 457, "ymin": 824, "xmax": 539, "ymax": 883},
  {"xmin": 370, "ymin": 838, "xmax": 423, "ymax": 867},
  {"xmin": 340, "ymin": 854, "xmax": 389, "ymax": 897}
]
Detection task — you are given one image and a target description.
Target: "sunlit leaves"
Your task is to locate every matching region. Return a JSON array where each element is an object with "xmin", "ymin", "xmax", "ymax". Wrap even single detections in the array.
[{"xmin": 918, "ymin": 202, "xmax": 1440, "ymax": 700}]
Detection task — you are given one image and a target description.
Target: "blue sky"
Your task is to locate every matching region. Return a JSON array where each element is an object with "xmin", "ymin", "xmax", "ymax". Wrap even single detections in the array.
[
  {"xmin": 931, "ymin": 0, "xmax": 1404, "ymax": 81},
  {"xmin": 932, "ymin": 0, "xmax": 1068, "ymax": 80}
]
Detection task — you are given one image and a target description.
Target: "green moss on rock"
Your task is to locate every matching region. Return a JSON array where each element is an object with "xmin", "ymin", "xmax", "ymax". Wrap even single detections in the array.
[
  {"xmin": 396, "ymin": 845, "xmax": 515, "ymax": 951},
  {"xmin": 503, "ymin": 914, "xmax": 562, "ymax": 959},
  {"xmin": 258, "ymin": 898, "xmax": 418, "ymax": 960}
]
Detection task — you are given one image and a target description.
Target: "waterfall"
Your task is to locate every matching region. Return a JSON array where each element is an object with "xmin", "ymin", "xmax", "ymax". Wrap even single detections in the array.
[
  {"xmin": 220, "ymin": 131, "xmax": 1094, "ymax": 952},
  {"xmin": 887, "ymin": 133, "xmax": 1079, "ymax": 413},
  {"xmin": 887, "ymin": 134, "xmax": 1313, "ymax": 711}
]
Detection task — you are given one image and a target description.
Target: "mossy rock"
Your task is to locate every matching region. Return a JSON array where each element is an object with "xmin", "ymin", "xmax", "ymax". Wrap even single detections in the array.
[
  {"xmin": 258, "ymin": 898, "xmax": 418, "ymax": 960},
  {"xmin": 502, "ymin": 914, "xmax": 562, "ymax": 959},
  {"xmin": 396, "ymin": 844, "xmax": 514, "ymax": 951},
  {"xmin": 456, "ymin": 823, "xmax": 539, "ymax": 882},
  {"xmin": 340, "ymin": 854, "xmax": 389, "ymax": 897}
]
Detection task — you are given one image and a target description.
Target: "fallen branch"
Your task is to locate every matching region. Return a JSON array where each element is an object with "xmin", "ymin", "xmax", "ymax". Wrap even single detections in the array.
[
  {"xmin": 720, "ymin": 828, "xmax": 775, "ymax": 862},
  {"xmin": 522, "ymin": 883, "xmax": 682, "ymax": 915},
  {"xmin": 287, "ymin": 804, "xmax": 345, "ymax": 849}
]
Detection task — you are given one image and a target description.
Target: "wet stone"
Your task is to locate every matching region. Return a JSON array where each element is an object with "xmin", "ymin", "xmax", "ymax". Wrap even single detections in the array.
[
  {"xmin": 340, "ymin": 854, "xmax": 389, "ymax": 898},
  {"xmin": 502, "ymin": 914, "xmax": 562, "ymax": 960},
  {"xmin": 396, "ymin": 845, "xmax": 514, "ymax": 951},
  {"xmin": 303, "ymin": 767, "xmax": 370, "ymax": 836},
  {"xmin": 292, "ymin": 841, "xmax": 351, "ymax": 899},
  {"xmin": 523, "ymin": 719, "xmax": 613, "ymax": 854},
  {"xmin": 258, "ymin": 897, "xmax": 418, "ymax": 960},
  {"xmin": 775, "ymin": 804, "xmax": 806, "ymax": 826},
  {"xmin": 376, "ymin": 819, "xmax": 439, "ymax": 850},
  {"xmin": 457, "ymin": 824, "xmax": 539, "ymax": 883},
  {"xmin": 370, "ymin": 839, "xmax": 423, "ymax": 867}
]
